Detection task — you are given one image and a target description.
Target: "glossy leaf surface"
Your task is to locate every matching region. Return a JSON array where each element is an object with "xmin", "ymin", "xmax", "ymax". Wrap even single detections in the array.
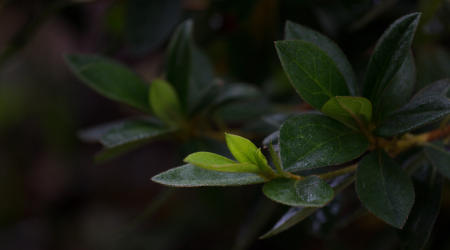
[
  {"xmin": 151, "ymin": 164, "xmax": 266, "ymax": 187},
  {"xmin": 275, "ymin": 40, "xmax": 350, "ymax": 110},
  {"xmin": 363, "ymin": 13, "xmax": 421, "ymax": 111},
  {"xmin": 263, "ymin": 176, "xmax": 333, "ymax": 207},
  {"xmin": 280, "ymin": 114, "xmax": 368, "ymax": 171},
  {"xmin": 376, "ymin": 79, "xmax": 450, "ymax": 137},
  {"xmin": 356, "ymin": 151, "xmax": 415, "ymax": 229},
  {"xmin": 285, "ymin": 21, "xmax": 358, "ymax": 95}
]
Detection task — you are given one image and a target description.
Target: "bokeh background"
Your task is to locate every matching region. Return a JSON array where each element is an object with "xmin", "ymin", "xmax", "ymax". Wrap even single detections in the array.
[{"xmin": 0, "ymin": 0, "xmax": 449, "ymax": 249}]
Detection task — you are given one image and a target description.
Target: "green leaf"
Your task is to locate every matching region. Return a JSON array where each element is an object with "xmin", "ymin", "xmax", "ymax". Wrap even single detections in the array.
[
  {"xmin": 285, "ymin": 21, "xmax": 358, "ymax": 95},
  {"xmin": 100, "ymin": 118, "xmax": 172, "ymax": 148},
  {"xmin": 225, "ymin": 133, "xmax": 259, "ymax": 164},
  {"xmin": 375, "ymin": 79, "xmax": 450, "ymax": 137},
  {"xmin": 375, "ymin": 52, "xmax": 416, "ymax": 122},
  {"xmin": 321, "ymin": 96, "xmax": 372, "ymax": 130},
  {"xmin": 65, "ymin": 54, "xmax": 150, "ymax": 112},
  {"xmin": 424, "ymin": 142, "xmax": 450, "ymax": 179},
  {"xmin": 124, "ymin": 0, "xmax": 181, "ymax": 55},
  {"xmin": 275, "ymin": 40, "xmax": 350, "ymax": 110},
  {"xmin": 166, "ymin": 19, "xmax": 215, "ymax": 114},
  {"xmin": 260, "ymin": 173, "xmax": 355, "ymax": 238},
  {"xmin": 400, "ymin": 163, "xmax": 442, "ymax": 250},
  {"xmin": 263, "ymin": 176, "xmax": 333, "ymax": 207},
  {"xmin": 184, "ymin": 152, "xmax": 260, "ymax": 173},
  {"xmin": 260, "ymin": 207, "xmax": 318, "ymax": 239},
  {"xmin": 213, "ymin": 83, "xmax": 261, "ymax": 106},
  {"xmin": 280, "ymin": 114, "xmax": 369, "ymax": 172},
  {"xmin": 149, "ymin": 79, "xmax": 183, "ymax": 126},
  {"xmin": 362, "ymin": 13, "xmax": 421, "ymax": 113},
  {"xmin": 356, "ymin": 151, "xmax": 415, "ymax": 229},
  {"xmin": 151, "ymin": 164, "xmax": 266, "ymax": 187}
]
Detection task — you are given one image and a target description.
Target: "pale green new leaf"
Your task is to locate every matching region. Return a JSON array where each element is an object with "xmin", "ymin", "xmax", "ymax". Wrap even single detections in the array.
[
  {"xmin": 321, "ymin": 96, "xmax": 372, "ymax": 130},
  {"xmin": 184, "ymin": 152, "xmax": 260, "ymax": 173},
  {"xmin": 149, "ymin": 79, "xmax": 183, "ymax": 126},
  {"xmin": 225, "ymin": 133, "xmax": 259, "ymax": 164}
]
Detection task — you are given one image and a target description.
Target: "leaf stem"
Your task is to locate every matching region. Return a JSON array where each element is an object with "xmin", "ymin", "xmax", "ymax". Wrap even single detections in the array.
[{"xmin": 268, "ymin": 144, "xmax": 283, "ymax": 174}]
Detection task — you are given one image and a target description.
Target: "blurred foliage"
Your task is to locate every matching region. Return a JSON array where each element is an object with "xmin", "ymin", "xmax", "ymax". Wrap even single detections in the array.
[{"xmin": 0, "ymin": 0, "xmax": 449, "ymax": 250}]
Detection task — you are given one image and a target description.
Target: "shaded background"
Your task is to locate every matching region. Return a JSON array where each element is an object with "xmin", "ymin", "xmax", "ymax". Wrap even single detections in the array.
[{"xmin": 0, "ymin": 0, "xmax": 449, "ymax": 249}]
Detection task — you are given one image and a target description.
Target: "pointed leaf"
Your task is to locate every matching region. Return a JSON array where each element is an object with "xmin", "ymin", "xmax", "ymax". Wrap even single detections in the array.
[
  {"xmin": 356, "ymin": 151, "xmax": 415, "ymax": 229},
  {"xmin": 263, "ymin": 176, "xmax": 333, "ymax": 207},
  {"xmin": 275, "ymin": 40, "xmax": 350, "ymax": 110},
  {"xmin": 65, "ymin": 54, "xmax": 150, "ymax": 112},
  {"xmin": 363, "ymin": 13, "xmax": 421, "ymax": 112},
  {"xmin": 424, "ymin": 142, "xmax": 450, "ymax": 179},
  {"xmin": 285, "ymin": 21, "xmax": 358, "ymax": 95},
  {"xmin": 280, "ymin": 114, "xmax": 368, "ymax": 171},
  {"xmin": 184, "ymin": 152, "xmax": 260, "ymax": 173},
  {"xmin": 375, "ymin": 52, "xmax": 416, "ymax": 122},
  {"xmin": 376, "ymin": 79, "xmax": 450, "ymax": 137},
  {"xmin": 225, "ymin": 133, "xmax": 259, "ymax": 164},
  {"xmin": 151, "ymin": 164, "xmax": 266, "ymax": 187},
  {"xmin": 400, "ymin": 163, "xmax": 442, "ymax": 250},
  {"xmin": 149, "ymin": 79, "xmax": 183, "ymax": 126},
  {"xmin": 166, "ymin": 19, "xmax": 215, "ymax": 114},
  {"xmin": 321, "ymin": 96, "xmax": 372, "ymax": 130}
]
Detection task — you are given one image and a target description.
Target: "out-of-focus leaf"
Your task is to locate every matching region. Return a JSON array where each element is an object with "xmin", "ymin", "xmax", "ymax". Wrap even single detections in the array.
[
  {"xmin": 263, "ymin": 176, "xmax": 334, "ymax": 207},
  {"xmin": 151, "ymin": 164, "xmax": 266, "ymax": 187},
  {"xmin": 124, "ymin": 0, "xmax": 181, "ymax": 55},
  {"xmin": 184, "ymin": 152, "xmax": 260, "ymax": 173},
  {"xmin": 321, "ymin": 96, "xmax": 372, "ymax": 130},
  {"xmin": 424, "ymin": 142, "xmax": 450, "ymax": 179},
  {"xmin": 375, "ymin": 79, "xmax": 450, "ymax": 137},
  {"xmin": 375, "ymin": 52, "xmax": 416, "ymax": 122},
  {"xmin": 100, "ymin": 119, "xmax": 172, "ymax": 148},
  {"xmin": 280, "ymin": 114, "xmax": 368, "ymax": 171},
  {"xmin": 149, "ymin": 79, "xmax": 183, "ymax": 126},
  {"xmin": 275, "ymin": 40, "xmax": 350, "ymax": 110},
  {"xmin": 362, "ymin": 13, "xmax": 421, "ymax": 118},
  {"xmin": 285, "ymin": 21, "xmax": 358, "ymax": 95},
  {"xmin": 356, "ymin": 151, "xmax": 415, "ymax": 229},
  {"xmin": 400, "ymin": 162, "xmax": 442, "ymax": 250},
  {"xmin": 65, "ymin": 54, "xmax": 150, "ymax": 112},
  {"xmin": 166, "ymin": 20, "xmax": 215, "ymax": 114},
  {"xmin": 213, "ymin": 83, "xmax": 261, "ymax": 106}
]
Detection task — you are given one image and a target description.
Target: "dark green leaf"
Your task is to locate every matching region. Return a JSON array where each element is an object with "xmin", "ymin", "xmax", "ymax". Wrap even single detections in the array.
[
  {"xmin": 375, "ymin": 52, "xmax": 416, "ymax": 122},
  {"xmin": 100, "ymin": 118, "xmax": 172, "ymax": 148},
  {"xmin": 280, "ymin": 114, "xmax": 368, "ymax": 171},
  {"xmin": 65, "ymin": 54, "xmax": 150, "ymax": 112},
  {"xmin": 275, "ymin": 40, "xmax": 350, "ymax": 110},
  {"xmin": 424, "ymin": 142, "xmax": 450, "ymax": 179},
  {"xmin": 184, "ymin": 151, "xmax": 260, "ymax": 173},
  {"xmin": 124, "ymin": 0, "xmax": 181, "ymax": 55},
  {"xmin": 285, "ymin": 21, "xmax": 358, "ymax": 95},
  {"xmin": 400, "ymin": 163, "xmax": 442, "ymax": 250},
  {"xmin": 321, "ymin": 96, "xmax": 372, "ymax": 130},
  {"xmin": 363, "ymin": 13, "xmax": 421, "ymax": 112},
  {"xmin": 151, "ymin": 164, "xmax": 266, "ymax": 187},
  {"xmin": 260, "ymin": 173, "xmax": 355, "ymax": 238},
  {"xmin": 356, "ymin": 151, "xmax": 415, "ymax": 229},
  {"xmin": 166, "ymin": 20, "xmax": 215, "ymax": 114},
  {"xmin": 375, "ymin": 79, "xmax": 450, "ymax": 137},
  {"xmin": 263, "ymin": 176, "xmax": 333, "ymax": 207},
  {"xmin": 149, "ymin": 79, "xmax": 183, "ymax": 126},
  {"xmin": 213, "ymin": 83, "xmax": 261, "ymax": 106}
]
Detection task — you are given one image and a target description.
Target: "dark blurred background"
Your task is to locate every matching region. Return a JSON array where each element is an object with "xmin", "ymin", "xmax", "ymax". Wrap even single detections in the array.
[{"xmin": 0, "ymin": 0, "xmax": 449, "ymax": 249}]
